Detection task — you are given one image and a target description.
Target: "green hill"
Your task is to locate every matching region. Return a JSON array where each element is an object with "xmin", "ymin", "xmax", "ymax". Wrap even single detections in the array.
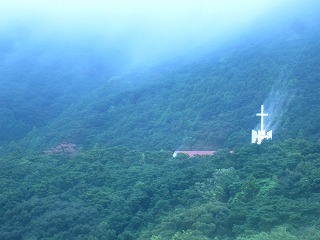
[
  {"xmin": 19, "ymin": 20, "xmax": 320, "ymax": 153},
  {"xmin": 1, "ymin": 139, "xmax": 319, "ymax": 239},
  {"xmin": 1, "ymin": 3, "xmax": 320, "ymax": 240},
  {"xmin": 0, "ymin": 27, "xmax": 129, "ymax": 145}
]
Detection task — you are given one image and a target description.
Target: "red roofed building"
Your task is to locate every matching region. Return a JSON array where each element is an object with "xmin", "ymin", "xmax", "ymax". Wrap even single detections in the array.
[{"xmin": 172, "ymin": 151, "xmax": 215, "ymax": 158}]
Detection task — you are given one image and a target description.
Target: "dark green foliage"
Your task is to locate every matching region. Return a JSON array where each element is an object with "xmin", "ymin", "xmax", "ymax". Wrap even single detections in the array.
[
  {"xmin": 1, "ymin": 7, "xmax": 320, "ymax": 240},
  {"xmin": 15, "ymin": 22, "xmax": 320, "ymax": 152},
  {"xmin": 1, "ymin": 140, "xmax": 320, "ymax": 239}
]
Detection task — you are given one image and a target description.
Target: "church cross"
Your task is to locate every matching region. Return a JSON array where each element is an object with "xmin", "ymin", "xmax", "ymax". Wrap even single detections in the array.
[{"xmin": 256, "ymin": 105, "xmax": 268, "ymax": 131}]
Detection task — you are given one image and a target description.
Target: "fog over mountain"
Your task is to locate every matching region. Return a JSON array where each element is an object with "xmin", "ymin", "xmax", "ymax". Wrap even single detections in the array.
[
  {"xmin": 0, "ymin": 0, "xmax": 319, "ymax": 145},
  {"xmin": 0, "ymin": 0, "xmax": 313, "ymax": 69},
  {"xmin": 1, "ymin": 2, "xmax": 320, "ymax": 239}
]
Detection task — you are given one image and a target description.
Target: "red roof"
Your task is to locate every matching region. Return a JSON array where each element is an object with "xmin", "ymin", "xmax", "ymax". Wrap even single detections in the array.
[{"xmin": 173, "ymin": 151, "xmax": 215, "ymax": 158}]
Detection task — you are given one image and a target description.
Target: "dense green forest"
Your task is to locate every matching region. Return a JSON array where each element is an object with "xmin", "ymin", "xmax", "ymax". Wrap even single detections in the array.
[
  {"xmin": 13, "ymin": 19, "xmax": 320, "ymax": 153},
  {"xmin": 1, "ymin": 8, "xmax": 319, "ymax": 153},
  {"xmin": 1, "ymin": 139, "xmax": 320, "ymax": 239},
  {"xmin": 1, "ymin": 2, "xmax": 320, "ymax": 240}
]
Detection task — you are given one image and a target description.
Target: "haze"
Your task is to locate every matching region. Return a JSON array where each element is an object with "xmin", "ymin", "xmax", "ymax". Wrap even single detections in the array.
[{"xmin": 0, "ymin": 0, "xmax": 309, "ymax": 69}]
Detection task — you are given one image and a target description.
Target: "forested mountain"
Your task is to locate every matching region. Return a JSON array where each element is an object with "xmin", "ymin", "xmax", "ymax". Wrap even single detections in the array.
[
  {"xmin": 1, "ymin": 1, "xmax": 320, "ymax": 240},
  {"xmin": 0, "ymin": 25, "xmax": 130, "ymax": 144},
  {"xmin": 1, "ymin": 140, "xmax": 320, "ymax": 239},
  {"xmin": 18, "ymin": 17, "xmax": 320, "ymax": 153}
]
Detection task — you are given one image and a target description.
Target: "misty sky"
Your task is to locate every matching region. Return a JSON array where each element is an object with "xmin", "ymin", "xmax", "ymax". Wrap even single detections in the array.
[{"xmin": 0, "ymin": 0, "xmax": 314, "ymax": 67}]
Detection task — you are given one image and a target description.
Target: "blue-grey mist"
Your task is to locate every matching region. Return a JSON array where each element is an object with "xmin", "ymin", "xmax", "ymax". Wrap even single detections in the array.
[
  {"xmin": 0, "ymin": 0, "xmax": 315, "ymax": 73},
  {"xmin": 0, "ymin": 0, "xmax": 318, "ymax": 145}
]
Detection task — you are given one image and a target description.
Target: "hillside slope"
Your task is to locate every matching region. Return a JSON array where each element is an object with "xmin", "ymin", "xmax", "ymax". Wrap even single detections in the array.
[
  {"xmin": 20, "ymin": 19, "xmax": 320, "ymax": 152},
  {"xmin": 1, "ymin": 139, "xmax": 319, "ymax": 239},
  {"xmin": 0, "ymin": 26, "xmax": 130, "ymax": 144}
]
